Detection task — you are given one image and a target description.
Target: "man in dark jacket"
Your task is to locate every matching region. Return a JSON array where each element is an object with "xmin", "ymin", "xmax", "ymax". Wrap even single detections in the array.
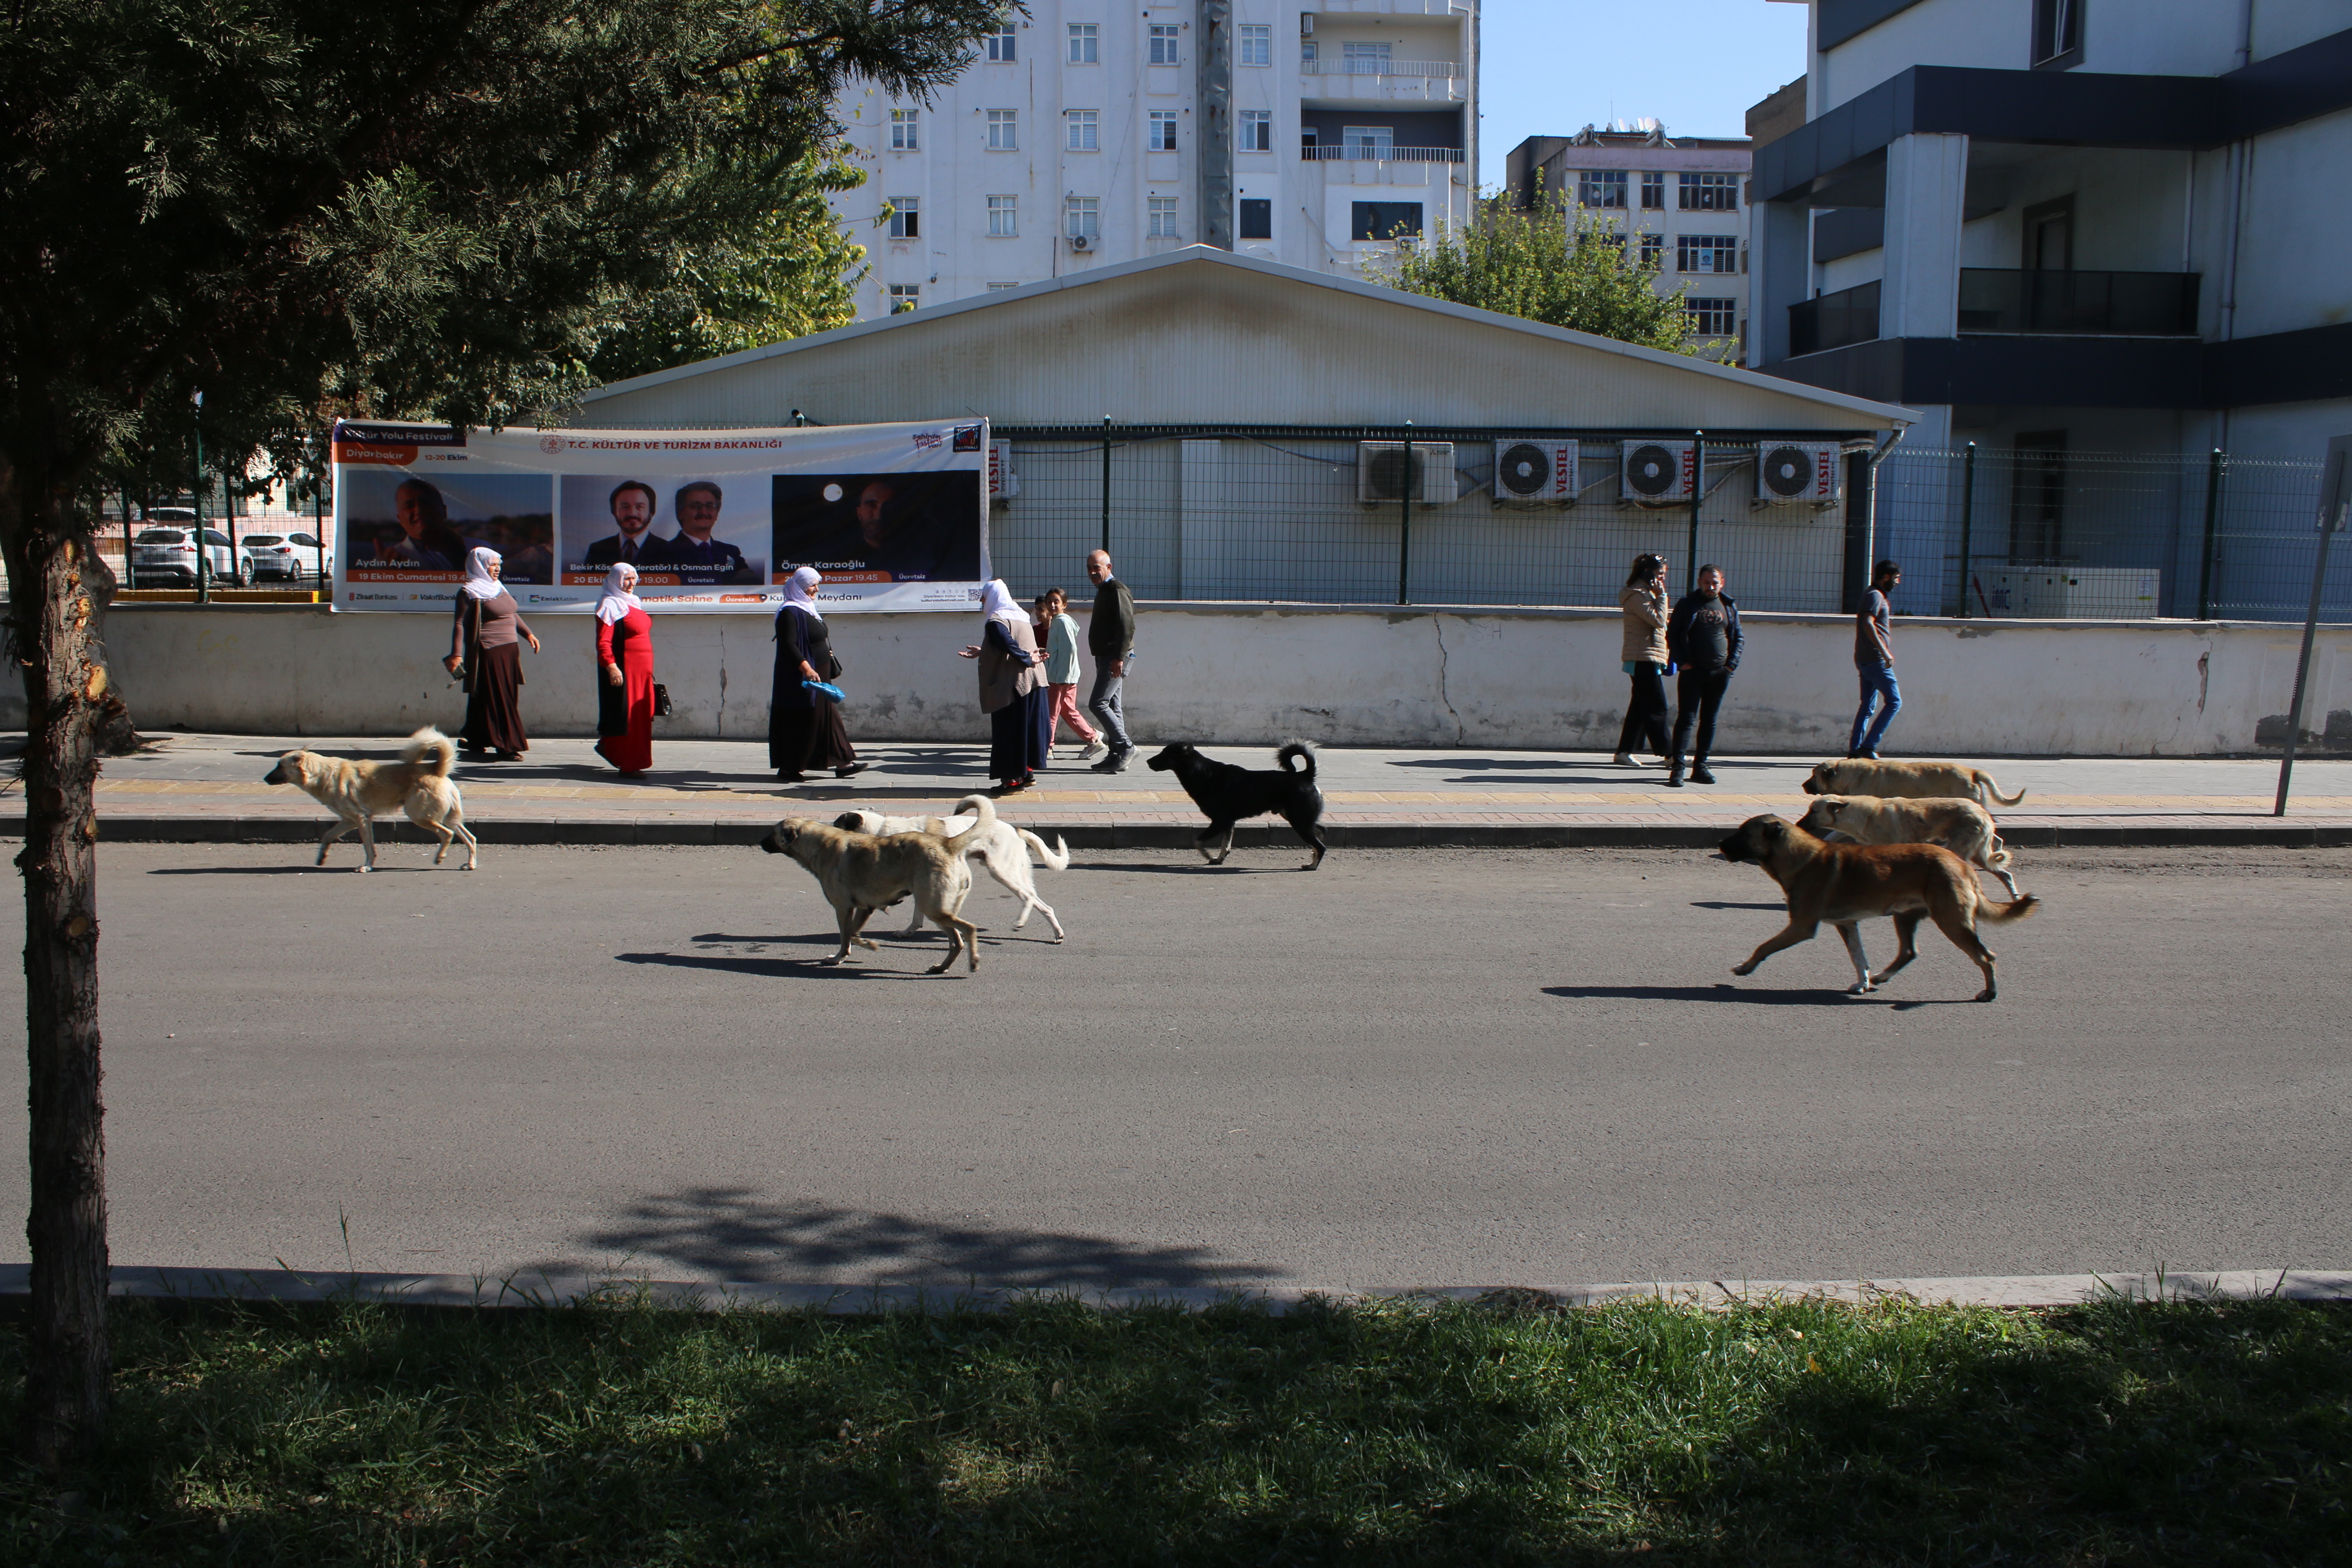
[
  {"xmin": 1084, "ymin": 548, "xmax": 1136, "ymax": 772},
  {"xmin": 1664, "ymin": 564, "xmax": 1741, "ymax": 787}
]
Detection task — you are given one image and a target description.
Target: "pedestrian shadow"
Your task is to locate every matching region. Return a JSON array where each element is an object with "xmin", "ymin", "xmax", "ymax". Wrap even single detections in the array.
[
  {"xmin": 1544, "ymin": 983, "xmax": 1877, "ymax": 1006},
  {"xmin": 536, "ymin": 1184, "xmax": 1274, "ymax": 1288}
]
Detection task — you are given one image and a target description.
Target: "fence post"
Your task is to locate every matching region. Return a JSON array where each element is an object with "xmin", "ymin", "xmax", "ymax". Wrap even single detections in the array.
[
  {"xmin": 1955, "ymin": 441, "xmax": 1976, "ymax": 616},
  {"xmin": 2275, "ymin": 436, "xmax": 2350, "ymax": 816},
  {"xmin": 1686, "ymin": 429, "xmax": 1704, "ymax": 594},
  {"xmin": 120, "ymin": 489, "xmax": 133, "ymax": 589},
  {"xmin": 1397, "ymin": 420, "xmax": 1414, "ymax": 606},
  {"xmin": 313, "ymin": 461, "xmax": 328, "ymax": 598},
  {"xmin": 1100, "ymin": 416, "xmax": 1112, "ymax": 554},
  {"xmin": 192, "ymin": 390, "xmax": 210, "ymax": 605},
  {"xmin": 2197, "ymin": 447, "xmax": 2226, "ymax": 620}
]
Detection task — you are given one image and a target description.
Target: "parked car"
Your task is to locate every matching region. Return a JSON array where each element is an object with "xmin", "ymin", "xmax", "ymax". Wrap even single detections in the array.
[
  {"xmin": 131, "ymin": 522, "xmax": 247, "ymax": 587},
  {"xmin": 240, "ymin": 532, "xmax": 325, "ymax": 582}
]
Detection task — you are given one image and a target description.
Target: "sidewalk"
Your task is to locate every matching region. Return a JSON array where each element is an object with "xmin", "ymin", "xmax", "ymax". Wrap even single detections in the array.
[{"xmin": 14, "ymin": 732, "xmax": 2352, "ymax": 848}]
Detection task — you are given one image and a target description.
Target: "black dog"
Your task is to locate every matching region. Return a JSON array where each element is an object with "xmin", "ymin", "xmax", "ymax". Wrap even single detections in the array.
[{"xmin": 1145, "ymin": 741, "xmax": 1326, "ymax": 869}]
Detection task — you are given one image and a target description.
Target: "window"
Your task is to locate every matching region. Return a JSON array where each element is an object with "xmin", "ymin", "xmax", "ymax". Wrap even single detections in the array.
[
  {"xmin": 1148, "ymin": 24, "xmax": 1180, "ymax": 65},
  {"xmin": 1238, "ymin": 197, "xmax": 1272, "ymax": 240},
  {"xmin": 1638, "ymin": 233, "xmax": 1663, "ymax": 269},
  {"xmin": 1640, "ymin": 172, "xmax": 1664, "ymax": 210},
  {"xmin": 986, "ymin": 108, "xmax": 1017, "ymax": 150},
  {"xmin": 1343, "ymin": 124, "xmax": 1393, "ymax": 159},
  {"xmin": 987, "ymin": 281, "xmax": 1021, "ymax": 292},
  {"xmin": 986, "ymin": 18, "xmax": 1016, "ymax": 61},
  {"xmin": 1300, "ymin": 39, "xmax": 1316, "ymax": 63},
  {"xmin": 1678, "ymin": 172, "xmax": 1739, "ymax": 211},
  {"xmin": 1066, "ymin": 109, "xmax": 1099, "ymax": 151},
  {"xmin": 889, "ymin": 110, "xmax": 917, "ymax": 151},
  {"xmin": 1067, "ymin": 23, "xmax": 1097, "ymax": 63},
  {"xmin": 888, "ymin": 283, "xmax": 920, "ymax": 313},
  {"xmin": 1238, "ymin": 23, "xmax": 1271, "ymax": 66},
  {"xmin": 1686, "ymin": 297, "xmax": 1737, "ymax": 337},
  {"xmin": 1676, "ymin": 233, "xmax": 1739, "ymax": 273},
  {"xmin": 1350, "ymin": 200, "xmax": 1422, "ymax": 240},
  {"xmin": 1239, "ymin": 109, "xmax": 1272, "ymax": 152},
  {"xmin": 987, "ymin": 195, "xmax": 1017, "ymax": 237},
  {"xmin": 1148, "ymin": 110, "xmax": 1179, "ymax": 152},
  {"xmin": 1578, "ymin": 169, "xmax": 1628, "ymax": 208},
  {"xmin": 887, "ymin": 196, "xmax": 919, "ymax": 240},
  {"xmin": 2031, "ymin": 0, "xmax": 2082, "ymax": 68},
  {"xmin": 1579, "ymin": 230, "xmax": 1626, "ymax": 254},
  {"xmin": 1149, "ymin": 195, "xmax": 1179, "ymax": 238},
  {"xmin": 1340, "ymin": 41, "xmax": 1392, "ymax": 74},
  {"xmin": 1300, "ymin": 126, "xmax": 1318, "ymax": 155},
  {"xmin": 1064, "ymin": 196, "xmax": 1099, "ymax": 238}
]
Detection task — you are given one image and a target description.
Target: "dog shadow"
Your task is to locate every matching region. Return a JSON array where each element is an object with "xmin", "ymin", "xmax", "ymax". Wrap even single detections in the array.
[
  {"xmin": 1545, "ymin": 983, "xmax": 1890, "ymax": 1007},
  {"xmin": 1091, "ymin": 861, "xmax": 1295, "ymax": 876},
  {"xmin": 147, "ymin": 863, "xmax": 429, "ymax": 876},
  {"xmin": 618, "ymin": 948, "xmax": 919, "ymax": 980},
  {"xmin": 1690, "ymin": 901, "xmax": 1790, "ymax": 912}
]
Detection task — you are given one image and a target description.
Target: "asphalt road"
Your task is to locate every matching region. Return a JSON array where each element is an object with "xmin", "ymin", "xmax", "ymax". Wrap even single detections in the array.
[{"xmin": 0, "ymin": 840, "xmax": 2344, "ymax": 1291}]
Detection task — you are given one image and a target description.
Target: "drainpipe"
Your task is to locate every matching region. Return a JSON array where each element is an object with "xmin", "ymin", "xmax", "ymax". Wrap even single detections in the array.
[{"xmin": 1197, "ymin": 1, "xmax": 1233, "ymax": 250}]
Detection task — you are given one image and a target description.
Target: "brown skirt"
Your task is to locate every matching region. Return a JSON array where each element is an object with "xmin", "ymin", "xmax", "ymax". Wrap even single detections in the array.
[
  {"xmin": 462, "ymin": 642, "xmax": 528, "ymax": 754},
  {"xmin": 769, "ymin": 695, "xmax": 855, "ymax": 774}
]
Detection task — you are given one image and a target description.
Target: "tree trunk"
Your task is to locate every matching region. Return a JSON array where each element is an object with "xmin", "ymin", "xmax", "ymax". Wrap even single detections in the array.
[{"xmin": 2, "ymin": 460, "xmax": 113, "ymax": 1469}]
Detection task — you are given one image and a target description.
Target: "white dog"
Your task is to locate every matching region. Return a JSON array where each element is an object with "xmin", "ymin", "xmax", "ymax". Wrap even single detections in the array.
[
  {"xmin": 1794, "ymin": 793, "xmax": 2020, "ymax": 899},
  {"xmin": 834, "ymin": 805, "xmax": 1071, "ymax": 941}
]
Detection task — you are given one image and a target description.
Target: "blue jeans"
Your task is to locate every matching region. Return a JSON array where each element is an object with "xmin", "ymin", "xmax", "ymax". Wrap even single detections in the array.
[{"xmin": 1850, "ymin": 664, "xmax": 1901, "ymax": 756}]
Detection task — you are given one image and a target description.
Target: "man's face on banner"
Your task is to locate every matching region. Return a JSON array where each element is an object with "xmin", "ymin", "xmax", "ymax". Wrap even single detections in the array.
[
  {"xmin": 611, "ymin": 487, "xmax": 652, "ymax": 538},
  {"xmin": 856, "ymin": 481, "xmax": 897, "ymax": 547},
  {"xmin": 395, "ymin": 482, "xmax": 444, "ymax": 540},
  {"xmin": 678, "ymin": 487, "xmax": 721, "ymax": 540}
]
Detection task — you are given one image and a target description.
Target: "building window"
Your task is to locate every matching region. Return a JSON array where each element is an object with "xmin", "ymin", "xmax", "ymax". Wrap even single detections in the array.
[
  {"xmin": 1300, "ymin": 39, "xmax": 1316, "ymax": 63},
  {"xmin": 888, "ymin": 283, "xmax": 919, "ymax": 313},
  {"xmin": 1148, "ymin": 110, "xmax": 1179, "ymax": 152},
  {"xmin": 1238, "ymin": 197, "xmax": 1272, "ymax": 240},
  {"xmin": 1149, "ymin": 24, "xmax": 1181, "ymax": 65},
  {"xmin": 987, "ymin": 195, "xmax": 1017, "ymax": 237},
  {"xmin": 1066, "ymin": 110, "xmax": 1098, "ymax": 151},
  {"xmin": 2031, "ymin": 0, "xmax": 2082, "ymax": 68},
  {"xmin": 1239, "ymin": 109, "xmax": 1272, "ymax": 152},
  {"xmin": 1687, "ymin": 297, "xmax": 1737, "ymax": 337},
  {"xmin": 887, "ymin": 197, "xmax": 919, "ymax": 240},
  {"xmin": 1343, "ymin": 124, "xmax": 1393, "ymax": 159},
  {"xmin": 1350, "ymin": 201, "xmax": 1422, "ymax": 241},
  {"xmin": 1238, "ymin": 23, "xmax": 1271, "ymax": 66},
  {"xmin": 986, "ymin": 108, "xmax": 1017, "ymax": 150},
  {"xmin": 1300, "ymin": 126, "xmax": 1318, "ymax": 155},
  {"xmin": 1067, "ymin": 23, "xmax": 1097, "ymax": 63},
  {"xmin": 987, "ymin": 281, "xmax": 1021, "ymax": 292},
  {"xmin": 1640, "ymin": 172, "xmax": 1664, "ymax": 210},
  {"xmin": 888, "ymin": 110, "xmax": 918, "ymax": 151},
  {"xmin": 1678, "ymin": 172, "xmax": 1740, "ymax": 211},
  {"xmin": 1638, "ymin": 233, "xmax": 1663, "ymax": 269},
  {"xmin": 1340, "ymin": 41, "xmax": 1392, "ymax": 74},
  {"xmin": 1064, "ymin": 196, "xmax": 1099, "ymax": 238},
  {"xmin": 1149, "ymin": 195, "xmax": 1180, "ymax": 238},
  {"xmin": 986, "ymin": 19, "xmax": 1016, "ymax": 61},
  {"xmin": 1578, "ymin": 169, "xmax": 1628, "ymax": 208},
  {"xmin": 1579, "ymin": 230, "xmax": 1626, "ymax": 255},
  {"xmin": 1676, "ymin": 233, "xmax": 1738, "ymax": 273}
]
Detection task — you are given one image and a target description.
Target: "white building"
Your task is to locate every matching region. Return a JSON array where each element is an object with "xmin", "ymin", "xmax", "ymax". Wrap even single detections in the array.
[
  {"xmin": 828, "ymin": 1, "xmax": 1479, "ymax": 317},
  {"xmin": 1506, "ymin": 122, "xmax": 1754, "ymax": 361}
]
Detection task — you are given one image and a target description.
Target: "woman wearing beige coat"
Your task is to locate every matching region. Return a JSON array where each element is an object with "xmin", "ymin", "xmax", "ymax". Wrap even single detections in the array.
[
  {"xmin": 1614, "ymin": 552, "xmax": 1672, "ymax": 766},
  {"xmin": 958, "ymin": 578, "xmax": 1049, "ymax": 793}
]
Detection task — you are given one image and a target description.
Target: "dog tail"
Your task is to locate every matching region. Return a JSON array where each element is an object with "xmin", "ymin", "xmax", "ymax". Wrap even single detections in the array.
[
  {"xmin": 1277, "ymin": 740, "xmax": 1318, "ymax": 778},
  {"xmin": 1979, "ymin": 891, "xmax": 2039, "ymax": 923},
  {"xmin": 1017, "ymin": 828, "xmax": 1071, "ymax": 872},
  {"xmin": 947, "ymin": 794, "xmax": 997, "ymax": 859},
  {"xmin": 1979, "ymin": 772, "xmax": 2026, "ymax": 806},
  {"xmin": 404, "ymin": 727, "xmax": 456, "ymax": 779}
]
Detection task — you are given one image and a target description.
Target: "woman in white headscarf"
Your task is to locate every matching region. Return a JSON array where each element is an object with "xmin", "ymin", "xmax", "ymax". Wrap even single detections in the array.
[
  {"xmin": 592, "ymin": 562, "xmax": 655, "ymax": 777},
  {"xmin": 444, "ymin": 545, "xmax": 541, "ymax": 760},
  {"xmin": 769, "ymin": 565, "xmax": 865, "ymax": 784},
  {"xmin": 957, "ymin": 578, "xmax": 1048, "ymax": 793}
]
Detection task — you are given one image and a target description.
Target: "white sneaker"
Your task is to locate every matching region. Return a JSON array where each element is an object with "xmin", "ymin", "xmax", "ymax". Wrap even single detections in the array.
[
  {"xmin": 1081, "ymin": 738, "xmax": 1109, "ymax": 760},
  {"xmin": 1614, "ymin": 752, "xmax": 1638, "ymax": 767}
]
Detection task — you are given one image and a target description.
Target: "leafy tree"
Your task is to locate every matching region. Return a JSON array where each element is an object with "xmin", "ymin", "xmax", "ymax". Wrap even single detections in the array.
[
  {"xmin": 0, "ymin": 0, "xmax": 1006, "ymax": 1466},
  {"xmin": 1371, "ymin": 186, "xmax": 1710, "ymax": 357}
]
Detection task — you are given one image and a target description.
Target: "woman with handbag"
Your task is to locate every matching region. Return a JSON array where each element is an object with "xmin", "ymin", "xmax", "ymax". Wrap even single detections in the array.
[
  {"xmin": 957, "ymin": 578, "xmax": 1049, "ymax": 795},
  {"xmin": 444, "ymin": 546, "xmax": 540, "ymax": 761},
  {"xmin": 769, "ymin": 565, "xmax": 865, "ymax": 784},
  {"xmin": 1614, "ymin": 551, "xmax": 1672, "ymax": 767},
  {"xmin": 593, "ymin": 562, "xmax": 656, "ymax": 778}
]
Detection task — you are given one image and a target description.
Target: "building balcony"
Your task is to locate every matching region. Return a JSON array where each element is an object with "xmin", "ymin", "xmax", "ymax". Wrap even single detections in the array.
[
  {"xmin": 1788, "ymin": 281, "xmax": 1879, "ymax": 357},
  {"xmin": 1955, "ymin": 268, "xmax": 2200, "ymax": 336},
  {"xmin": 1300, "ymin": 59, "xmax": 1465, "ymax": 103},
  {"xmin": 1301, "ymin": 145, "xmax": 1465, "ymax": 162}
]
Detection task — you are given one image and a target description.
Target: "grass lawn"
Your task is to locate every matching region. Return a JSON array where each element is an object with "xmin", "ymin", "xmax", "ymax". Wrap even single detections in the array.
[{"xmin": 3, "ymin": 1289, "xmax": 2345, "ymax": 1564}]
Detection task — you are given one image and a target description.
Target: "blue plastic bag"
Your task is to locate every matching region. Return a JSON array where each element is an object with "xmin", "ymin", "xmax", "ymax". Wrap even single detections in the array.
[{"xmin": 803, "ymin": 680, "xmax": 846, "ymax": 703}]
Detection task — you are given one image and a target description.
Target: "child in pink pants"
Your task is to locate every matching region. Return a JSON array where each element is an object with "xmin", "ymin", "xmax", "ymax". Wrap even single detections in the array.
[{"xmin": 1037, "ymin": 588, "xmax": 1104, "ymax": 759}]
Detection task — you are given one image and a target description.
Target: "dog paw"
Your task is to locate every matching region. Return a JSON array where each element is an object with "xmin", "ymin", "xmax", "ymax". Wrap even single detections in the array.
[
  {"xmin": 1847, "ymin": 981, "xmax": 1875, "ymax": 995},
  {"xmin": 1730, "ymin": 962, "xmax": 1756, "ymax": 976},
  {"xmin": 1975, "ymin": 987, "xmax": 1997, "ymax": 1002}
]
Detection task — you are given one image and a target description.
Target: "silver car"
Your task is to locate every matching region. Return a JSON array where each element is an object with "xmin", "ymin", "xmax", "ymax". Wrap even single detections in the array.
[
  {"xmin": 130, "ymin": 516, "xmax": 247, "ymax": 588},
  {"xmin": 240, "ymin": 531, "xmax": 326, "ymax": 582}
]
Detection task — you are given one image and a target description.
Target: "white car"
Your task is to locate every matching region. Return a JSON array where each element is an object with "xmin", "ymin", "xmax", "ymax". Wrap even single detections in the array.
[
  {"xmin": 130, "ymin": 515, "xmax": 248, "ymax": 588},
  {"xmin": 240, "ymin": 531, "xmax": 326, "ymax": 582}
]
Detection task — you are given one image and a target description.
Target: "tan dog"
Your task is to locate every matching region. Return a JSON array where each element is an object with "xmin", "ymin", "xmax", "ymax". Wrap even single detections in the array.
[
  {"xmin": 761, "ymin": 793, "xmax": 999, "ymax": 974},
  {"xmin": 1802, "ymin": 758, "xmax": 2026, "ymax": 807},
  {"xmin": 1795, "ymin": 794, "xmax": 2020, "ymax": 899},
  {"xmin": 260, "ymin": 727, "xmax": 476, "ymax": 872},
  {"xmin": 833, "ymin": 805, "xmax": 1070, "ymax": 941},
  {"xmin": 1717, "ymin": 814, "xmax": 2039, "ymax": 1001}
]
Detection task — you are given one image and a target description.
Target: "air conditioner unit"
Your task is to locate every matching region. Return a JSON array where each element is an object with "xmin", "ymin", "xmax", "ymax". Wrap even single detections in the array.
[
  {"xmin": 988, "ymin": 440, "xmax": 1019, "ymax": 504},
  {"xmin": 1300, "ymin": 12, "xmax": 1315, "ymax": 35},
  {"xmin": 1068, "ymin": 233, "xmax": 1093, "ymax": 252},
  {"xmin": 1620, "ymin": 440, "xmax": 1695, "ymax": 503},
  {"xmin": 1357, "ymin": 441, "xmax": 1456, "ymax": 506},
  {"xmin": 1493, "ymin": 440, "xmax": 1576, "ymax": 507},
  {"xmin": 1755, "ymin": 441, "xmax": 1843, "ymax": 504}
]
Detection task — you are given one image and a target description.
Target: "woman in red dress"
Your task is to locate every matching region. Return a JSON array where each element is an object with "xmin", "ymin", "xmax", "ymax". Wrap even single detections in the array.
[{"xmin": 593, "ymin": 563, "xmax": 655, "ymax": 777}]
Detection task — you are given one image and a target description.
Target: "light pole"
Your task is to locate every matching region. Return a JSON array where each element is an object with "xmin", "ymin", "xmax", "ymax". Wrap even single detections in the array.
[{"xmin": 191, "ymin": 390, "xmax": 210, "ymax": 605}]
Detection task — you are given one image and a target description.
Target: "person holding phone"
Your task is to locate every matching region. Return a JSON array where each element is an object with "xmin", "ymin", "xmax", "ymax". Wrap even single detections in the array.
[{"xmin": 1614, "ymin": 552, "xmax": 1671, "ymax": 767}]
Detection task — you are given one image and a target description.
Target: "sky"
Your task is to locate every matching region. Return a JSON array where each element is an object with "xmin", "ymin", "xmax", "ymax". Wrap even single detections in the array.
[{"xmin": 1477, "ymin": 1, "xmax": 1812, "ymax": 188}]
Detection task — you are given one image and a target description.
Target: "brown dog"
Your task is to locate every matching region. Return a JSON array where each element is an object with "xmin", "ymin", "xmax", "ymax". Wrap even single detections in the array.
[
  {"xmin": 760, "ymin": 793, "xmax": 998, "ymax": 974},
  {"xmin": 1717, "ymin": 814, "xmax": 2039, "ymax": 1001},
  {"xmin": 1801, "ymin": 758, "xmax": 2025, "ymax": 807},
  {"xmin": 260, "ymin": 727, "xmax": 476, "ymax": 872},
  {"xmin": 1794, "ymin": 794, "xmax": 2020, "ymax": 899}
]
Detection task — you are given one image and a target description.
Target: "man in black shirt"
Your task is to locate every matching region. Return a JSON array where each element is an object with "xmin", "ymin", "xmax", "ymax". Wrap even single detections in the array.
[
  {"xmin": 1084, "ymin": 548, "xmax": 1136, "ymax": 772},
  {"xmin": 1664, "ymin": 564, "xmax": 1742, "ymax": 788}
]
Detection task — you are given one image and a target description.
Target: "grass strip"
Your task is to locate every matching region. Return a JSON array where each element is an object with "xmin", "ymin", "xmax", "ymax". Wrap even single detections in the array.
[{"xmin": 3, "ymin": 1289, "xmax": 2345, "ymax": 1564}]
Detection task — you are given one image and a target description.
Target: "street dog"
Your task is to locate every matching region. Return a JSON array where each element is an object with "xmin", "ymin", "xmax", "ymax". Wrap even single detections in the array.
[
  {"xmin": 1794, "ymin": 794, "xmax": 2020, "ymax": 899},
  {"xmin": 1145, "ymin": 741, "xmax": 1327, "ymax": 869},
  {"xmin": 1802, "ymin": 758, "xmax": 2026, "ymax": 807},
  {"xmin": 832, "ymin": 805, "xmax": 1071, "ymax": 941},
  {"xmin": 1716, "ymin": 814, "xmax": 2039, "ymax": 1001},
  {"xmin": 761, "ymin": 793, "xmax": 997, "ymax": 973},
  {"xmin": 260, "ymin": 727, "xmax": 476, "ymax": 872}
]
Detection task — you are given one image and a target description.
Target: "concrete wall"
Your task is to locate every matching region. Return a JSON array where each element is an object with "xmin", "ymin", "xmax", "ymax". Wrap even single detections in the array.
[{"xmin": 97, "ymin": 602, "xmax": 2352, "ymax": 756}]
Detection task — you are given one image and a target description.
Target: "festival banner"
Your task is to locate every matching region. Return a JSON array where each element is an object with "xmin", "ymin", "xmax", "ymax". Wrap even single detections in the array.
[{"xmin": 328, "ymin": 418, "xmax": 989, "ymax": 612}]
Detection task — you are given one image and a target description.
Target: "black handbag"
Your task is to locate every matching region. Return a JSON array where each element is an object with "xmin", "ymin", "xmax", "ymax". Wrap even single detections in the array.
[{"xmin": 652, "ymin": 683, "xmax": 672, "ymax": 717}]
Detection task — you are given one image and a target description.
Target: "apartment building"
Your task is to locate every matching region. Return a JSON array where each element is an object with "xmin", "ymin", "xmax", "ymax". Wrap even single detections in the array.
[
  {"xmin": 829, "ymin": 1, "xmax": 1480, "ymax": 317},
  {"xmin": 1507, "ymin": 122, "xmax": 1753, "ymax": 360}
]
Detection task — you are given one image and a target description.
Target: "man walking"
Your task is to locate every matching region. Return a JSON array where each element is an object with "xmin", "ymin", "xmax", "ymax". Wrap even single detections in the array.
[
  {"xmin": 1084, "ymin": 548, "xmax": 1135, "ymax": 772},
  {"xmin": 1850, "ymin": 560, "xmax": 1903, "ymax": 758},
  {"xmin": 1664, "ymin": 564, "xmax": 1741, "ymax": 788}
]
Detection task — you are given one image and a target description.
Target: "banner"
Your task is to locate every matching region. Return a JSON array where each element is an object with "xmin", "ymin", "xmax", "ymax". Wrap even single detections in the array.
[{"xmin": 329, "ymin": 418, "xmax": 990, "ymax": 612}]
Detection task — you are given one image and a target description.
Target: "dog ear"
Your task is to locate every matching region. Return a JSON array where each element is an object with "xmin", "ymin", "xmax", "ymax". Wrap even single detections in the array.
[{"xmin": 1825, "ymin": 800, "xmax": 1847, "ymax": 818}]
